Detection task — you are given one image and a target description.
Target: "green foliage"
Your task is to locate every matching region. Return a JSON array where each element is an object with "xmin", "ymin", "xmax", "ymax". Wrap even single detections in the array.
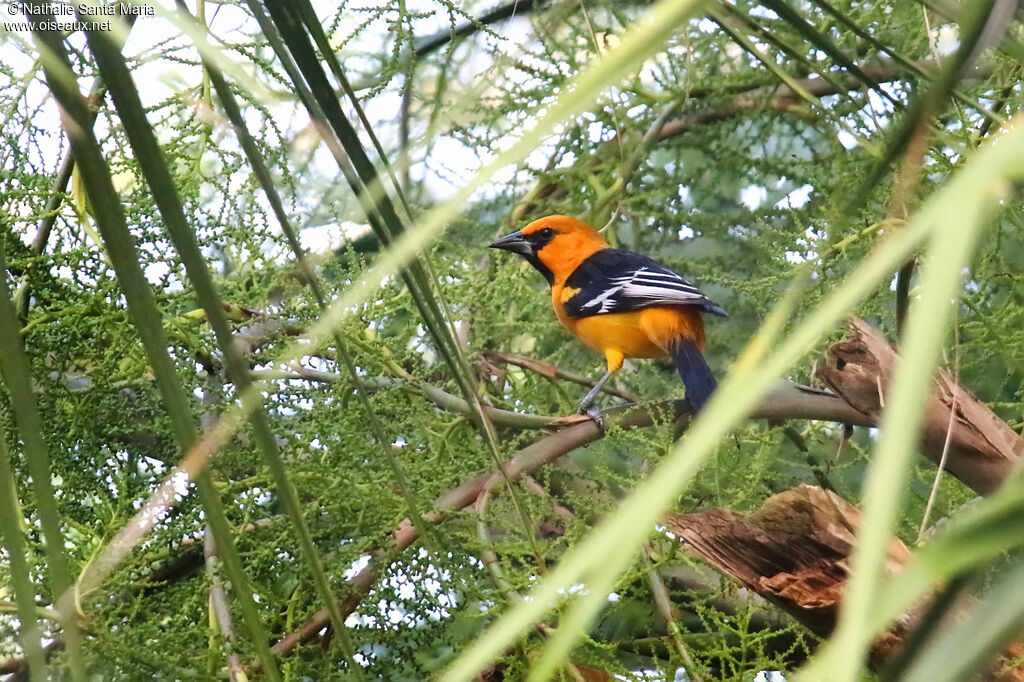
[{"xmin": 1, "ymin": 0, "xmax": 1023, "ymax": 679}]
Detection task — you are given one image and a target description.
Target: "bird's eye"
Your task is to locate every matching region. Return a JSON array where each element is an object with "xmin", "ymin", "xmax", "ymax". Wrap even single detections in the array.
[{"xmin": 538, "ymin": 228, "xmax": 556, "ymax": 239}]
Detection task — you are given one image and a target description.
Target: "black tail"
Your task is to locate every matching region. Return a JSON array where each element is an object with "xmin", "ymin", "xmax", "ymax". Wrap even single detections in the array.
[{"xmin": 670, "ymin": 339, "xmax": 717, "ymax": 411}]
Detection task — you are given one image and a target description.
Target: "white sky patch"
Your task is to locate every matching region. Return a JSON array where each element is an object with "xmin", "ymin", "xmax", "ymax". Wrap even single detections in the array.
[
  {"xmin": 588, "ymin": 119, "xmax": 609, "ymax": 143},
  {"xmin": 627, "ymin": 104, "xmax": 647, "ymax": 118},
  {"xmin": 776, "ymin": 184, "xmax": 813, "ymax": 209},
  {"xmin": 422, "ymin": 137, "xmax": 488, "ymax": 199},
  {"xmin": 749, "ymin": 6, "xmax": 780, "ymax": 20},
  {"xmin": 144, "ymin": 261, "xmax": 171, "ymax": 285},
  {"xmin": 837, "ymin": 130, "xmax": 859, "ymax": 149},
  {"xmin": 555, "ymin": 150, "xmax": 578, "ymax": 169},
  {"xmin": 931, "ymin": 24, "xmax": 960, "ymax": 56},
  {"xmin": 754, "ymin": 671, "xmax": 788, "ymax": 682},
  {"xmin": 866, "ymin": 89, "xmax": 895, "ymax": 118},
  {"xmin": 694, "ymin": 17, "xmax": 717, "ymax": 33},
  {"xmin": 344, "ymin": 554, "xmax": 372, "ymax": 581},
  {"xmin": 740, "ymin": 185, "xmax": 767, "ymax": 210},
  {"xmin": 299, "ymin": 220, "xmax": 370, "ymax": 253}
]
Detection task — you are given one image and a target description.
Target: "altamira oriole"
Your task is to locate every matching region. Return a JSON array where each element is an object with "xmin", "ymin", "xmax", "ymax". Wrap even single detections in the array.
[{"xmin": 490, "ymin": 215, "xmax": 726, "ymax": 415}]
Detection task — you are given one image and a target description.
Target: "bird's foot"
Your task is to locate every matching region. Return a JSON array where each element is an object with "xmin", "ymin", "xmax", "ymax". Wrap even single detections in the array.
[{"xmin": 583, "ymin": 405, "xmax": 605, "ymax": 430}]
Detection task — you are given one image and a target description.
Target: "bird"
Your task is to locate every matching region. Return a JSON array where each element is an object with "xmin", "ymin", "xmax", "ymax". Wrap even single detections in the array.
[{"xmin": 489, "ymin": 215, "xmax": 726, "ymax": 416}]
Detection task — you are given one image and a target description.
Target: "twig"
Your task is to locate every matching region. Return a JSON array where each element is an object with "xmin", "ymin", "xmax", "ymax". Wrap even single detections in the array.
[
  {"xmin": 483, "ymin": 351, "xmax": 640, "ymax": 403},
  {"xmin": 251, "ymin": 368, "xmax": 555, "ymax": 429},
  {"xmin": 473, "ymin": 474, "xmax": 592, "ymax": 681},
  {"xmin": 476, "ymin": 472, "xmax": 528, "ymax": 594},
  {"xmin": 644, "ymin": 547, "xmax": 705, "ymax": 682},
  {"xmin": 12, "ymin": 11, "xmax": 140, "ymax": 319},
  {"xmin": 918, "ymin": 388, "xmax": 959, "ymax": 542},
  {"xmin": 205, "ymin": 531, "xmax": 246, "ymax": 682},
  {"xmin": 918, "ymin": 336, "xmax": 963, "ymax": 542},
  {"xmin": 413, "ymin": 0, "xmax": 546, "ymax": 58}
]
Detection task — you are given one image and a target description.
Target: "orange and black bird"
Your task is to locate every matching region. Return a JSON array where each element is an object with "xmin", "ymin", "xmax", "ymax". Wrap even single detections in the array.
[{"xmin": 490, "ymin": 215, "xmax": 726, "ymax": 415}]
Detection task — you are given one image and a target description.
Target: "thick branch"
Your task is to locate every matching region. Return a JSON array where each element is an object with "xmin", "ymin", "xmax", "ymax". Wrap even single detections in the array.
[{"xmin": 656, "ymin": 62, "xmax": 936, "ymax": 142}]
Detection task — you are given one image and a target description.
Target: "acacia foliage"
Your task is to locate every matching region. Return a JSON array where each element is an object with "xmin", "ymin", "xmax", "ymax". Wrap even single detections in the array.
[{"xmin": 0, "ymin": 1, "xmax": 1022, "ymax": 679}]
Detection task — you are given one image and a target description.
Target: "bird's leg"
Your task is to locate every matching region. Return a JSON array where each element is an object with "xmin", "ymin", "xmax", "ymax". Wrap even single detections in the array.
[
  {"xmin": 574, "ymin": 352, "xmax": 623, "ymax": 427},
  {"xmin": 578, "ymin": 369, "xmax": 613, "ymax": 414}
]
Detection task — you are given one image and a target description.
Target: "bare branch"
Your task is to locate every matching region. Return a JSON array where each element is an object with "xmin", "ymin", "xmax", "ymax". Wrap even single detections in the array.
[
  {"xmin": 205, "ymin": 532, "xmax": 245, "ymax": 682},
  {"xmin": 663, "ymin": 484, "xmax": 1024, "ymax": 679},
  {"xmin": 482, "ymin": 351, "xmax": 641, "ymax": 403}
]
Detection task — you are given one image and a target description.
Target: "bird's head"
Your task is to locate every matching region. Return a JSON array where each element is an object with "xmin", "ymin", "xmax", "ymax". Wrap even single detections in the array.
[{"xmin": 489, "ymin": 215, "xmax": 609, "ymax": 284}]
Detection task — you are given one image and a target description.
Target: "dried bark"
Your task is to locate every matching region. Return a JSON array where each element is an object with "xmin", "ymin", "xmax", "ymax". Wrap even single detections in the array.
[
  {"xmin": 818, "ymin": 317, "xmax": 1024, "ymax": 495},
  {"xmin": 663, "ymin": 485, "xmax": 914, "ymax": 665},
  {"xmin": 665, "ymin": 485, "xmax": 1024, "ymax": 679}
]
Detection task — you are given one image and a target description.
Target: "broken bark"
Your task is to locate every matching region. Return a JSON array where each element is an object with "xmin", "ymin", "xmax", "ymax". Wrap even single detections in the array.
[
  {"xmin": 664, "ymin": 485, "xmax": 1024, "ymax": 679},
  {"xmin": 818, "ymin": 317, "xmax": 1024, "ymax": 495},
  {"xmin": 663, "ymin": 485, "xmax": 914, "ymax": 666}
]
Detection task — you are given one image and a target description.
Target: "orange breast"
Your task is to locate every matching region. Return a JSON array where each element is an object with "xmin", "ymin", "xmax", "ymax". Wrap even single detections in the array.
[{"xmin": 551, "ymin": 283, "xmax": 706, "ymax": 359}]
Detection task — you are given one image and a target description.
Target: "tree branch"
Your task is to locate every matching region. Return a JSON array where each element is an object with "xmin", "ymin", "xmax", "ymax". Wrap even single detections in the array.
[
  {"xmin": 205, "ymin": 532, "xmax": 245, "ymax": 682},
  {"xmin": 662, "ymin": 485, "xmax": 915, "ymax": 667},
  {"xmin": 263, "ymin": 315, "xmax": 1024, "ymax": 665},
  {"xmin": 259, "ymin": 384, "xmax": 871, "ymax": 664},
  {"xmin": 12, "ymin": 11, "xmax": 140, "ymax": 319},
  {"xmin": 251, "ymin": 368, "xmax": 556, "ymax": 429},
  {"xmin": 655, "ymin": 61, "xmax": 951, "ymax": 142}
]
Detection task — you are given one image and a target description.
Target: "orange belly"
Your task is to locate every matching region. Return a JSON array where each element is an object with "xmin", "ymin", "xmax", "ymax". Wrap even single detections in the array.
[{"xmin": 554, "ymin": 301, "xmax": 706, "ymax": 360}]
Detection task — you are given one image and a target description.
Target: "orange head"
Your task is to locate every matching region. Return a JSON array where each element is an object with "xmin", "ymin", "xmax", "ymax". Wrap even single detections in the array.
[{"xmin": 489, "ymin": 215, "xmax": 609, "ymax": 284}]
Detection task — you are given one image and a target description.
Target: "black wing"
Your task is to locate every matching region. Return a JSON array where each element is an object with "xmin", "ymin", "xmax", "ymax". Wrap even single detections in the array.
[{"xmin": 562, "ymin": 249, "xmax": 727, "ymax": 318}]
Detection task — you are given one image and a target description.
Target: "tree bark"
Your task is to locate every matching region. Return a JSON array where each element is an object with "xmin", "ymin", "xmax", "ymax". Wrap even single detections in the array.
[
  {"xmin": 663, "ymin": 485, "xmax": 915, "ymax": 667},
  {"xmin": 817, "ymin": 317, "xmax": 1023, "ymax": 495},
  {"xmin": 664, "ymin": 485, "xmax": 1024, "ymax": 679}
]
